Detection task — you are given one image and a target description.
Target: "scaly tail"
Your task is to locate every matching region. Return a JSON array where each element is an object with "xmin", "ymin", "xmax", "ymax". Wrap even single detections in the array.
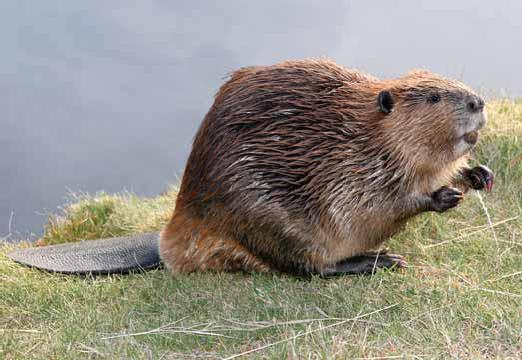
[{"xmin": 7, "ymin": 232, "xmax": 161, "ymax": 275}]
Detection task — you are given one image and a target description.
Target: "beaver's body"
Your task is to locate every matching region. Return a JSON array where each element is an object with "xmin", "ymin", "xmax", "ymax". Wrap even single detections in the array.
[
  {"xmin": 159, "ymin": 59, "xmax": 491, "ymax": 275},
  {"xmin": 8, "ymin": 59, "xmax": 493, "ymax": 276}
]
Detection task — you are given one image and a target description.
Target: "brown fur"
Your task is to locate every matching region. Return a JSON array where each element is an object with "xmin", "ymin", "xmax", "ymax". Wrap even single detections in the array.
[{"xmin": 159, "ymin": 59, "xmax": 485, "ymax": 275}]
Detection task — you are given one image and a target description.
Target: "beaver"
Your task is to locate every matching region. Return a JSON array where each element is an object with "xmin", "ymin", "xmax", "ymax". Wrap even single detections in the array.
[{"xmin": 8, "ymin": 59, "xmax": 493, "ymax": 276}]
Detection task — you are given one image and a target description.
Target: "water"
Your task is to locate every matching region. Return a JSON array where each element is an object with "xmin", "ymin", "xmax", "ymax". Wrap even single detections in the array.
[{"xmin": 1, "ymin": 1, "xmax": 521, "ymax": 240}]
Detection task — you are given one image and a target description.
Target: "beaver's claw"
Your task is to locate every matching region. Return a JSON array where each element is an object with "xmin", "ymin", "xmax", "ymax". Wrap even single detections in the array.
[
  {"xmin": 431, "ymin": 186, "xmax": 463, "ymax": 212},
  {"xmin": 464, "ymin": 165, "xmax": 494, "ymax": 192},
  {"xmin": 467, "ymin": 165, "xmax": 494, "ymax": 192}
]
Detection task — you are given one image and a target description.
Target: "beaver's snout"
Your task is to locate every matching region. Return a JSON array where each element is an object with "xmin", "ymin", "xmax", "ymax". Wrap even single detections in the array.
[
  {"xmin": 466, "ymin": 94, "xmax": 485, "ymax": 113},
  {"xmin": 461, "ymin": 94, "xmax": 487, "ymax": 133},
  {"xmin": 458, "ymin": 95, "xmax": 486, "ymax": 148}
]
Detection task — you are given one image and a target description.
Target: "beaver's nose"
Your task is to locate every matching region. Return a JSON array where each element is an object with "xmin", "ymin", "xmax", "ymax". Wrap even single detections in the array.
[{"xmin": 466, "ymin": 95, "xmax": 485, "ymax": 113}]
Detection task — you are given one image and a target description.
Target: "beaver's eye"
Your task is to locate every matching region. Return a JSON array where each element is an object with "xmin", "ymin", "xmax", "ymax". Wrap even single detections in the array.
[{"xmin": 428, "ymin": 94, "xmax": 441, "ymax": 103}]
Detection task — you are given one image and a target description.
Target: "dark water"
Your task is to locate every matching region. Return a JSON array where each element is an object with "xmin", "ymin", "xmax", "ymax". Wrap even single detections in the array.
[{"xmin": 2, "ymin": 1, "xmax": 522, "ymax": 241}]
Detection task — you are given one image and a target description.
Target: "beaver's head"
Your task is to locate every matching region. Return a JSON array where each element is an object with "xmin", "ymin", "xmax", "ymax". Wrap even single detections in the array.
[{"xmin": 376, "ymin": 70, "xmax": 486, "ymax": 169}]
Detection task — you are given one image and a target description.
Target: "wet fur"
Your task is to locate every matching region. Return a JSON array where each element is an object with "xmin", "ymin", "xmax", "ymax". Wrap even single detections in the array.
[{"xmin": 159, "ymin": 59, "xmax": 483, "ymax": 275}]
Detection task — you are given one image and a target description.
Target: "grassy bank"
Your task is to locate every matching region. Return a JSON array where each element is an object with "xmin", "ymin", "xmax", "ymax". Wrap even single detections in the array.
[{"xmin": 1, "ymin": 101, "xmax": 521, "ymax": 359}]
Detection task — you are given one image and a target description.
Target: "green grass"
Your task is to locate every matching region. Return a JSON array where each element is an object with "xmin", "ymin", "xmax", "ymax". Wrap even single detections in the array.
[{"xmin": 1, "ymin": 101, "xmax": 521, "ymax": 359}]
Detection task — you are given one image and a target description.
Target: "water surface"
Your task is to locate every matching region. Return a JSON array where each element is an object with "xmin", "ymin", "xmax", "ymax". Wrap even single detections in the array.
[{"xmin": 2, "ymin": 1, "xmax": 521, "ymax": 240}]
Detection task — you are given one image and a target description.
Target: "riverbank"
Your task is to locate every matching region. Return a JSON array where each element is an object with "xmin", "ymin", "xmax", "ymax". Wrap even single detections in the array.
[{"xmin": 2, "ymin": 100, "xmax": 521, "ymax": 359}]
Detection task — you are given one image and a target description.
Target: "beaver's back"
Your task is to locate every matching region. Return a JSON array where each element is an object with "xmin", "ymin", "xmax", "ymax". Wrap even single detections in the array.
[{"xmin": 178, "ymin": 60, "xmax": 381, "ymax": 217}]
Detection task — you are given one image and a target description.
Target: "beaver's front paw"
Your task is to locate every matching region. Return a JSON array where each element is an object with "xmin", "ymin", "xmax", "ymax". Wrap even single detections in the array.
[
  {"xmin": 431, "ymin": 186, "xmax": 463, "ymax": 213},
  {"xmin": 466, "ymin": 165, "xmax": 494, "ymax": 192}
]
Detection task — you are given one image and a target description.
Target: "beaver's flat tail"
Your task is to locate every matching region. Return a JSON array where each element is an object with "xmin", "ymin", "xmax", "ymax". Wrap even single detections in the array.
[{"xmin": 7, "ymin": 232, "xmax": 162, "ymax": 275}]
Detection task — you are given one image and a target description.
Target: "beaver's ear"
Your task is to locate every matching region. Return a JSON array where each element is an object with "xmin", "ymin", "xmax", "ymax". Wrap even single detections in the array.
[{"xmin": 378, "ymin": 90, "xmax": 394, "ymax": 114}]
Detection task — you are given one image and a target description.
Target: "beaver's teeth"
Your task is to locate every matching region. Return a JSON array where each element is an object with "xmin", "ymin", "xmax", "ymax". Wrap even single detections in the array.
[{"xmin": 463, "ymin": 130, "xmax": 479, "ymax": 145}]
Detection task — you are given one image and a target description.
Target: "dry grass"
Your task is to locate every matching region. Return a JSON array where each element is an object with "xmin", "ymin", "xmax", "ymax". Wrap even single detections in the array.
[{"xmin": 1, "ymin": 100, "xmax": 521, "ymax": 359}]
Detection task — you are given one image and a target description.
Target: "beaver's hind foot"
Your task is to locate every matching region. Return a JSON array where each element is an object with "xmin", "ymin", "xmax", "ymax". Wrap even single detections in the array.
[{"xmin": 322, "ymin": 252, "xmax": 407, "ymax": 276}]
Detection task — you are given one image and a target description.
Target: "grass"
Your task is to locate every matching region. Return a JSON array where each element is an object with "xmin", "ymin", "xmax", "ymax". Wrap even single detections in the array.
[{"xmin": 1, "ymin": 100, "xmax": 521, "ymax": 359}]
